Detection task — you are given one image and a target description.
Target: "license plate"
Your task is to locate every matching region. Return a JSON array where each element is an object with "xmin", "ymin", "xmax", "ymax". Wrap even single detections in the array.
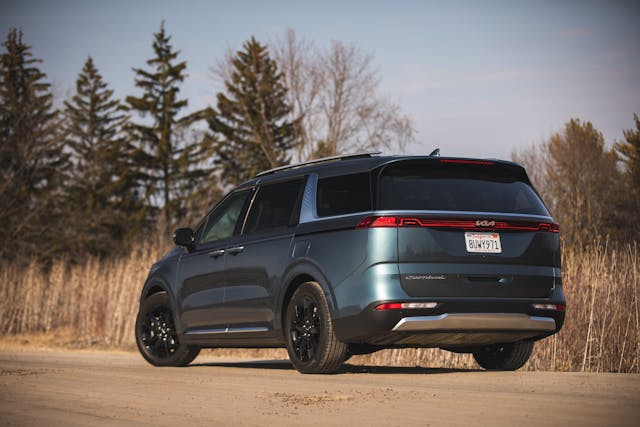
[{"xmin": 465, "ymin": 232, "xmax": 502, "ymax": 253}]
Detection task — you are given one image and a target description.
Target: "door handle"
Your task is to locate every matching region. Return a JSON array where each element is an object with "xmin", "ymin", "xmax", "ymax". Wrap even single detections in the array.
[
  {"xmin": 227, "ymin": 246, "xmax": 245, "ymax": 255},
  {"xmin": 208, "ymin": 249, "xmax": 225, "ymax": 258}
]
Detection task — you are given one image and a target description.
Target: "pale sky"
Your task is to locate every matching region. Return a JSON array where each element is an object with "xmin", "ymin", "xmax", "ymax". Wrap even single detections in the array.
[{"xmin": 1, "ymin": 0, "xmax": 639, "ymax": 160}]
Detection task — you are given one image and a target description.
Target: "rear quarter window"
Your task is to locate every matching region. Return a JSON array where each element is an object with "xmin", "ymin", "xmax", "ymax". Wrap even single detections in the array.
[
  {"xmin": 316, "ymin": 173, "xmax": 372, "ymax": 217},
  {"xmin": 378, "ymin": 162, "xmax": 549, "ymax": 216}
]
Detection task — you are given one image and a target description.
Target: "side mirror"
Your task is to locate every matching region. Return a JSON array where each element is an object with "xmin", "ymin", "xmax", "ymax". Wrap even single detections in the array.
[{"xmin": 173, "ymin": 227, "xmax": 194, "ymax": 249}]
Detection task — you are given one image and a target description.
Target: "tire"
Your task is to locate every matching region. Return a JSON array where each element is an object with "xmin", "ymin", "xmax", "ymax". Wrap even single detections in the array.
[
  {"xmin": 473, "ymin": 341, "xmax": 534, "ymax": 371},
  {"xmin": 284, "ymin": 282, "xmax": 348, "ymax": 374},
  {"xmin": 135, "ymin": 291, "xmax": 200, "ymax": 367}
]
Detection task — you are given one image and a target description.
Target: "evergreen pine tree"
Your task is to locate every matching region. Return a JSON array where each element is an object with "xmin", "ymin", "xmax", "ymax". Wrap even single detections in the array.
[
  {"xmin": 64, "ymin": 56, "xmax": 145, "ymax": 257},
  {"xmin": 615, "ymin": 114, "xmax": 640, "ymax": 193},
  {"xmin": 545, "ymin": 119, "xmax": 621, "ymax": 246},
  {"xmin": 208, "ymin": 37, "xmax": 300, "ymax": 186},
  {"xmin": 613, "ymin": 114, "xmax": 640, "ymax": 242},
  {"xmin": 126, "ymin": 22, "xmax": 210, "ymax": 232},
  {"xmin": 0, "ymin": 29, "xmax": 67, "ymax": 261}
]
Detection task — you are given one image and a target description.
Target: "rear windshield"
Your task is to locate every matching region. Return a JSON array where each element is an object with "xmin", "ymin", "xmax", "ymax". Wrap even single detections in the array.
[{"xmin": 378, "ymin": 162, "xmax": 549, "ymax": 216}]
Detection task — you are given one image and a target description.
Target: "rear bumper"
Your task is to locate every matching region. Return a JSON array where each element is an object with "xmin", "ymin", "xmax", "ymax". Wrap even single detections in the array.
[
  {"xmin": 392, "ymin": 313, "xmax": 556, "ymax": 332},
  {"xmin": 332, "ymin": 290, "xmax": 565, "ymax": 347}
]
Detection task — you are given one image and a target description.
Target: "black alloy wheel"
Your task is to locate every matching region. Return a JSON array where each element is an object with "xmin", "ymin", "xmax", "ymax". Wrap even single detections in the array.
[
  {"xmin": 284, "ymin": 282, "xmax": 347, "ymax": 374},
  {"xmin": 141, "ymin": 305, "xmax": 180, "ymax": 359},
  {"xmin": 290, "ymin": 296, "xmax": 321, "ymax": 362},
  {"xmin": 135, "ymin": 291, "xmax": 200, "ymax": 367}
]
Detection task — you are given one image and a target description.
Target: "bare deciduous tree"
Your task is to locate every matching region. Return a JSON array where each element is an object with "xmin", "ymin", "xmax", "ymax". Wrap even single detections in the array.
[
  {"xmin": 214, "ymin": 31, "xmax": 415, "ymax": 162},
  {"xmin": 205, "ymin": 29, "xmax": 414, "ymax": 162},
  {"xmin": 512, "ymin": 141, "xmax": 551, "ymax": 201},
  {"xmin": 275, "ymin": 30, "xmax": 415, "ymax": 161},
  {"xmin": 271, "ymin": 29, "xmax": 324, "ymax": 162}
]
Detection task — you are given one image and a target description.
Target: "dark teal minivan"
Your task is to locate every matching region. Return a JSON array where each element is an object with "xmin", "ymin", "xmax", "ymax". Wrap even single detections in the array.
[{"xmin": 135, "ymin": 153, "xmax": 566, "ymax": 373}]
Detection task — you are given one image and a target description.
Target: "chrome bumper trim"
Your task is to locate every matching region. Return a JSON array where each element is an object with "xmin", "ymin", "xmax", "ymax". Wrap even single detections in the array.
[{"xmin": 391, "ymin": 313, "xmax": 556, "ymax": 332}]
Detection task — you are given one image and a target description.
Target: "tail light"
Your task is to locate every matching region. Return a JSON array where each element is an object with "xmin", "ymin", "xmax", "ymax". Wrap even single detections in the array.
[{"xmin": 357, "ymin": 216, "xmax": 559, "ymax": 233}]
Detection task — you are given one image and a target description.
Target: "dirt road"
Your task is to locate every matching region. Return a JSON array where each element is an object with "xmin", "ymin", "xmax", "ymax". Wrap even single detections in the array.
[{"xmin": 1, "ymin": 350, "xmax": 638, "ymax": 426}]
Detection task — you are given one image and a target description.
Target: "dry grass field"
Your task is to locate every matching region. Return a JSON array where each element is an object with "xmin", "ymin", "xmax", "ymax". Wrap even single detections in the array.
[{"xmin": 1, "ymin": 242, "xmax": 638, "ymax": 372}]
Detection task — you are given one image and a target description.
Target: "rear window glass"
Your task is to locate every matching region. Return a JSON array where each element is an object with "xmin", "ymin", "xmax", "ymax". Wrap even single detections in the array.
[
  {"xmin": 378, "ymin": 162, "xmax": 549, "ymax": 215},
  {"xmin": 316, "ymin": 173, "xmax": 371, "ymax": 217}
]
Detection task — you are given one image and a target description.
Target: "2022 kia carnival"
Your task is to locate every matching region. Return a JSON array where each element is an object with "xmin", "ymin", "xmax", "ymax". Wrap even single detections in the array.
[{"xmin": 135, "ymin": 153, "xmax": 566, "ymax": 374}]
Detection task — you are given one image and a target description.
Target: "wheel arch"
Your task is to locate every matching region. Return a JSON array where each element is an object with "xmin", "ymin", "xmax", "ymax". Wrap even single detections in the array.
[
  {"xmin": 276, "ymin": 260, "xmax": 338, "ymax": 337},
  {"xmin": 139, "ymin": 276, "xmax": 175, "ymax": 307},
  {"xmin": 143, "ymin": 283, "xmax": 166, "ymax": 300}
]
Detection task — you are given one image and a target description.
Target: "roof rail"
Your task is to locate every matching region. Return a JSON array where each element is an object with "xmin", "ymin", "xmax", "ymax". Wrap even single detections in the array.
[{"xmin": 255, "ymin": 151, "xmax": 382, "ymax": 177}]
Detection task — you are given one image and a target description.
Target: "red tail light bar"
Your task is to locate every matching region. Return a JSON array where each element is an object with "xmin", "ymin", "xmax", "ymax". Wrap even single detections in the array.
[{"xmin": 357, "ymin": 216, "xmax": 559, "ymax": 233}]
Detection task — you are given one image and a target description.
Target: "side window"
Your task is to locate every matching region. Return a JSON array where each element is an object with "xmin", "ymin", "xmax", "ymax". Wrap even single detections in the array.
[
  {"xmin": 316, "ymin": 173, "xmax": 371, "ymax": 217},
  {"xmin": 244, "ymin": 179, "xmax": 304, "ymax": 235},
  {"xmin": 200, "ymin": 190, "xmax": 251, "ymax": 244}
]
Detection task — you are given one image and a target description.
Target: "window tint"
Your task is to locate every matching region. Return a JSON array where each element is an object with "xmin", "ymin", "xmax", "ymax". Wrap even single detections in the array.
[
  {"xmin": 316, "ymin": 173, "xmax": 371, "ymax": 217},
  {"xmin": 378, "ymin": 162, "xmax": 549, "ymax": 215},
  {"xmin": 200, "ymin": 190, "xmax": 251, "ymax": 244},
  {"xmin": 244, "ymin": 179, "xmax": 304, "ymax": 234}
]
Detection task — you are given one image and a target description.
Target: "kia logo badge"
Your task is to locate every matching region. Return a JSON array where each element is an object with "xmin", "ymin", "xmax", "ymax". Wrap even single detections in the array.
[{"xmin": 476, "ymin": 220, "xmax": 495, "ymax": 227}]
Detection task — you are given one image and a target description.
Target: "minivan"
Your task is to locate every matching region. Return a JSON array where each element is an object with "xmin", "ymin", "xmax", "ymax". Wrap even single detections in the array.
[{"xmin": 135, "ymin": 153, "xmax": 565, "ymax": 373}]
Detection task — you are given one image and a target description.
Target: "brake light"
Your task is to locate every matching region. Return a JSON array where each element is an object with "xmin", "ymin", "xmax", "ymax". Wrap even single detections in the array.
[
  {"xmin": 539, "ymin": 223, "xmax": 560, "ymax": 233},
  {"xmin": 357, "ymin": 216, "xmax": 560, "ymax": 233},
  {"xmin": 375, "ymin": 303, "xmax": 403, "ymax": 310},
  {"xmin": 375, "ymin": 302, "xmax": 438, "ymax": 310},
  {"xmin": 439, "ymin": 159, "xmax": 494, "ymax": 166},
  {"xmin": 357, "ymin": 216, "xmax": 398, "ymax": 228}
]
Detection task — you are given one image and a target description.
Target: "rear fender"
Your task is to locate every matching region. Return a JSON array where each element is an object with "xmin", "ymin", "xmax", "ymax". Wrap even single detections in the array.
[{"xmin": 276, "ymin": 259, "xmax": 337, "ymax": 337}]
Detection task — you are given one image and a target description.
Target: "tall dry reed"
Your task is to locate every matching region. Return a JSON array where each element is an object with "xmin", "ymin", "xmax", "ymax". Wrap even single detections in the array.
[
  {"xmin": 0, "ymin": 245, "xmax": 159, "ymax": 347},
  {"xmin": 0, "ymin": 242, "xmax": 638, "ymax": 372}
]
